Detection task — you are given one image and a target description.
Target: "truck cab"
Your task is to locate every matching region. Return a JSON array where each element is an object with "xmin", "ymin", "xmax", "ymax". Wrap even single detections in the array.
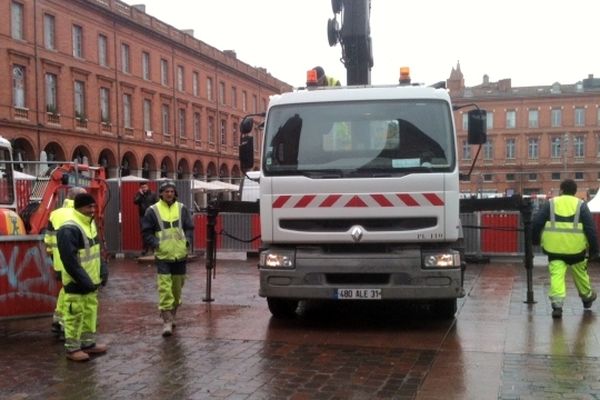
[{"xmin": 240, "ymin": 82, "xmax": 485, "ymax": 319}]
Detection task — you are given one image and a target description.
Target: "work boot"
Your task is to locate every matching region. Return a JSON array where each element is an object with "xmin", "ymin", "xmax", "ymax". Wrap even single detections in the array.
[
  {"xmin": 552, "ymin": 304, "xmax": 563, "ymax": 319},
  {"xmin": 583, "ymin": 291, "xmax": 597, "ymax": 309},
  {"xmin": 161, "ymin": 310, "xmax": 173, "ymax": 337},
  {"xmin": 66, "ymin": 350, "xmax": 90, "ymax": 362},
  {"xmin": 82, "ymin": 343, "xmax": 108, "ymax": 355}
]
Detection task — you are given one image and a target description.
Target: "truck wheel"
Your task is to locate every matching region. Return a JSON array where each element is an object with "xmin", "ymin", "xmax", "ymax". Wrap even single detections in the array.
[
  {"xmin": 267, "ymin": 298, "xmax": 299, "ymax": 319},
  {"xmin": 432, "ymin": 299, "xmax": 457, "ymax": 319}
]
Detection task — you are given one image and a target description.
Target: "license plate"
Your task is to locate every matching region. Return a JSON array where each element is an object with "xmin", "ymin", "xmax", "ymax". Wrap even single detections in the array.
[{"xmin": 336, "ymin": 288, "xmax": 382, "ymax": 300}]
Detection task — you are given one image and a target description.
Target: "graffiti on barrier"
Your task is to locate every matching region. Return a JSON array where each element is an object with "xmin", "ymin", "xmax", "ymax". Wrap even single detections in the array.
[{"xmin": 0, "ymin": 240, "xmax": 58, "ymax": 317}]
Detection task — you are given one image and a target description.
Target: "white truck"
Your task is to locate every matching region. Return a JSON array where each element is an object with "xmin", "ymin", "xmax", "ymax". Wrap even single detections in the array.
[{"xmin": 239, "ymin": 73, "xmax": 486, "ymax": 319}]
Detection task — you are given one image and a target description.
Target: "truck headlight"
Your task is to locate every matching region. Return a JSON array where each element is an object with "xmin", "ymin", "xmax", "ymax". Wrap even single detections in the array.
[
  {"xmin": 422, "ymin": 250, "xmax": 461, "ymax": 268},
  {"xmin": 259, "ymin": 250, "xmax": 295, "ymax": 269}
]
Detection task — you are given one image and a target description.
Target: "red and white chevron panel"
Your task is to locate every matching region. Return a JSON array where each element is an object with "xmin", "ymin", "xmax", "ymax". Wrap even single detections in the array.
[{"xmin": 272, "ymin": 193, "xmax": 444, "ymax": 209}]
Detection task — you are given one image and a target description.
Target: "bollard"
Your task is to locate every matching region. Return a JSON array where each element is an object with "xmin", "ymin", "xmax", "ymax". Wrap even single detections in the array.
[
  {"xmin": 203, "ymin": 199, "xmax": 218, "ymax": 302},
  {"xmin": 520, "ymin": 197, "xmax": 536, "ymax": 304}
]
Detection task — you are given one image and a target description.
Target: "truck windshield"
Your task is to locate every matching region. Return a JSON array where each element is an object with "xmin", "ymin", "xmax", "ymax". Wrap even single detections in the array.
[{"xmin": 262, "ymin": 100, "xmax": 454, "ymax": 177}]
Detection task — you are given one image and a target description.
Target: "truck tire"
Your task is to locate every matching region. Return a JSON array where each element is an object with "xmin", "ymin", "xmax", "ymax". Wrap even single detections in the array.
[
  {"xmin": 432, "ymin": 299, "xmax": 457, "ymax": 319},
  {"xmin": 267, "ymin": 298, "xmax": 299, "ymax": 319}
]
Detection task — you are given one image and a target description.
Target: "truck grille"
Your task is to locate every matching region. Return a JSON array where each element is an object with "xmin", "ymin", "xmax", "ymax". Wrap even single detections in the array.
[{"xmin": 280, "ymin": 217, "xmax": 437, "ymax": 232}]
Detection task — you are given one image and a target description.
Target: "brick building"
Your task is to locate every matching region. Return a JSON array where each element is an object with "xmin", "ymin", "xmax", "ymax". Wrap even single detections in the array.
[
  {"xmin": 1, "ymin": 0, "xmax": 291, "ymax": 182},
  {"xmin": 449, "ymin": 63, "xmax": 600, "ymax": 199}
]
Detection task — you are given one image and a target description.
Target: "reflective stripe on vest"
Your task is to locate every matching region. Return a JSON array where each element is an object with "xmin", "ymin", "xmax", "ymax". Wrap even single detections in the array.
[
  {"xmin": 541, "ymin": 196, "xmax": 587, "ymax": 255},
  {"xmin": 151, "ymin": 201, "xmax": 188, "ymax": 260},
  {"xmin": 60, "ymin": 218, "xmax": 102, "ymax": 286}
]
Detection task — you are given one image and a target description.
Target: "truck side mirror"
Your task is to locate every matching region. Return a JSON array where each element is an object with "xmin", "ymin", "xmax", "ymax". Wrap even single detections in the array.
[
  {"xmin": 240, "ymin": 117, "xmax": 254, "ymax": 134},
  {"xmin": 239, "ymin": 134, "xmax": 254, "ymax": 173},
  {"xmin": 467, "ymin": 109, "xmax": 487, "ymax": 145}
]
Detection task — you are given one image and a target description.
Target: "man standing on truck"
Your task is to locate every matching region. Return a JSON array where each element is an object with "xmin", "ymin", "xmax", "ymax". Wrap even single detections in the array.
[
  {"xmin": 58, "ymin": 193, "xmax": 108, "ymax": 361},
  {"xmin": 313, "ymin": 66, "xmax": 341, "ymax": 87},
  {"xmin": 44, "ymin": 186, "xmax": 87, "ymax": 339},
  {"xmin": 532, "ymin": 179, "xmax": 600, "ymax": 318},
  {"xmin": 142, "ymin": 181, "xmax": 194, "ymax": 337}
]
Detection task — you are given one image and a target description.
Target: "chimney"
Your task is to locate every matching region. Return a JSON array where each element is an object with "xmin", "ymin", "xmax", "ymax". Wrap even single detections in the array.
[
  {"xmin": 132, "ymin": 4, "xmax": 146, "ymax": 13},
  {"xmin": 182, "ymin": 29, "xmax": 194, "ymax": 37},
  {"xmin": 223, "ymin": 50, "xmax": 237, "ymax": 58}
]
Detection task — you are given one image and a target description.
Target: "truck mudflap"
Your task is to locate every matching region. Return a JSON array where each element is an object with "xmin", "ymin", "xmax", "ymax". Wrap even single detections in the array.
[{"xmin": 0, "ymin": 236, "xmax": 57, "ymax": 319}]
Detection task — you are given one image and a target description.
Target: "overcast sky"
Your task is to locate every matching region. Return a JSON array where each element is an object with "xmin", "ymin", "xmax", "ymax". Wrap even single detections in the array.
[{"xmin": 122, "ymin": 0, "xmax": 599, "ymax": 88}]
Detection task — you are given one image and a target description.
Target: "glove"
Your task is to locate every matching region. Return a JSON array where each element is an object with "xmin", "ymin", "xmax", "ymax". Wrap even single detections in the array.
[{"xmin": 100, "ymin": 263, "xmax": 109, "ymax": 286}]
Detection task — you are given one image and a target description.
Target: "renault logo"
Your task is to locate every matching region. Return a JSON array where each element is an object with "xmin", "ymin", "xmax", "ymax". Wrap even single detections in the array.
[{"xmin": 350, "ymin": 225, "xmax": 363, "ymax": 242}]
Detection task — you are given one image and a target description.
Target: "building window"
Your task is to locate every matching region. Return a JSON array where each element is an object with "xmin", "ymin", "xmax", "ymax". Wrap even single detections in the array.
[
  {"xmin": 208, "ymin": 116, "xmax": 215, "ymax": 143},
  {"xmin": 160, "ymin": 59, "xmax": 168, "ymax": 85},
  {"xmin": 506, "ymin": 173, "xmax": 515, "ymax": 182},
  {"xmin": 72, "ymin": 25, "xmax": 83, "ymax": 58},
  {"xmin": 219, "ymin": 81, "xmax": 226, "ymax": 105},
  {"xmin": 142, "ymin": 52, "xmax": 150, "ymax": 80},
  {"xmin": 486, "ymin": 112, "xmax": 494, "ymax": 130},
  {"xmin": 551, "ymin": 137, "xmax": 562, "ymax": 159},
  {"xmin": 100, "ymin": 87, "xmax": 110, "ymax": 123},
  {"xmin": 11, "ymin": 2, "xmax": 24, "ymax": 40},
  {"xmin": 575, "ymin": 171, "xmax": 584, "ymax": 180},
  {"xmin": 528, "ymin": 173, "xmax": 537, "ymax": 181},
  {"xmin": 74, "ymin": 80, "xmax": 86, "ymax": 119},
  {"xmin": 483, "ymin": 174, "xmax": 493, "ymax": 182},
  {"xmin": 44, "ymin": 14, "xmax": 55, "ymax": 49},
  {"xmin": 123, "ymin": 94, "xmax": 132, "ymax": 128},
  {"xmin": 574, "ymin": 107, "xmax": 585, "ymax": 127},
  {"xmin": 98, "ymin": 34, "xmax": 108, "ymax": 67},
  {"xmin": 252, "ymin": 95, "xmax": 258, "ymax": 113},
  {"xmin": 220, "ymin": 119, "xmax": 227, "ymax": 144},
  {"xmin": 161, "ymin": 104, "xmax": 170, "ymax": 135},
  {"xmin": 597, "ymin": 108, "xmax": 600, "ymax": 126},
  {"xmin": 192, "ymin": 72, "xmax": 199, "ymax": 96},
  {"xmin": 551, "ymin": 108, "xmax": 562, "ymax": 127},
  {"xmin": 121, "ymin": 43, "xmax": 130, "ymax": 73},
  {"xmin": 262, "ymin": 98, "xmax": 267, "ymax": 112},
  {"xmin": 143, "ymin": 99, "xmax": 152, "ymax": 131},
  {"xmin": 242, "ymin": 91, "xmax": 247, "ymax": 112},
  {"xmin": 231, "ymin": 87, "xmax": 237, "ymax": 109},
  {"xmin": 528, "ymin": 109, "xmax": 539, "ymax": 128},
  {"xmin": 232, "ymin": 121, "xmax": 238, "ymax": 145},
  {"xmin": 178, "ymin": 108, "xmax": 186, "ymax": 138},
  {"xmin": 528, "ymin": 138, "xmax": 539, "ymax": 160},
  {"xmin": 207, "ymin": 78, "xmax": 213, "ymax": 101},
  {"xmin": 194, "ymin": 112, "xmax": 201, "ymax": 141},
  {"xmin": 505, "ymin": 138, "xmax": 516, "ymax": 160},
  {"xmin": 574, "ymin": 136, "xmax": 585, "ymax": 158},
  {"xmin": 45, "ymin": 73, "xmax": 57, "ymax": 113},
  {"xmin": 505, "ymin": 110, "xmax": 516, "ymax": 129},
  {"xmin": 461, "ymin": 114, "xmax": 468, "ymax": 131},
  {"xmin": 12, "ymin": 65, "xmax": 26, "ymax": 108},
  {"xmin": 551, "ymin": 172, "xmax": 561, "ymax": 181},
  {"xmin": 462, "ymin": 140, "xmax": 471, "ymax": 160},
  {"xmin": 177, "ymin": 66, "xmax": 184, "ymax": 91},
  {"xmin": 483, "ymin": 139, "xmax": 493, "ymax": 160}
]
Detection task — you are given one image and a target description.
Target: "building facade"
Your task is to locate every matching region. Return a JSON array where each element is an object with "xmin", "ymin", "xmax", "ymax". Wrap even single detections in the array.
[
  {"xmin": 1, "ymin": 0, "xmax": 292, "ymax": 181},
  {"xmin": 449, "ymin": 63, "xmax": 600, "ymax": 200}
]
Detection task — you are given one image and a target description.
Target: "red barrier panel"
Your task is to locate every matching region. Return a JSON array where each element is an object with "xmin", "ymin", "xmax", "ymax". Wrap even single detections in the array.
[
  {"xmin": 481, "ymin": 213, "xmax": 519, "ymax": 253},
  {"xmin": 121, "ymin": 181, "xmax": 158, "ymax": 252},
  {"xmin": 194, "ymin": 214, "xmax": 207, "ymax": 249},
  {"xmin": 251, "ymin": 214, "xmax": 261, "ymax": 250},
  {"xmin": 0, "ymin": 238, "xmax": 58, "ymax": 319},
  {"xmin": 15, "ymin": 179, "xmax": 32, "ymax": 213}
]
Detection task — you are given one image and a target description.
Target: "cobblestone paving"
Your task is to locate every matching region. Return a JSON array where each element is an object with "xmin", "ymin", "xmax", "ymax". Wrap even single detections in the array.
[{"xmin": 3, "ymin": 257, "xmax": 600, "ymax": 399}]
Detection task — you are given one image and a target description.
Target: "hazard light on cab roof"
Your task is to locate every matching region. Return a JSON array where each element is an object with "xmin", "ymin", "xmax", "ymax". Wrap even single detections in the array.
[
  {"xmin": 399, "ymin": 66, "xmax": 411, "ymax": 85},
  {"xmin": 306, "ymin": 69, "xmax": 318, "ymax": 86}
]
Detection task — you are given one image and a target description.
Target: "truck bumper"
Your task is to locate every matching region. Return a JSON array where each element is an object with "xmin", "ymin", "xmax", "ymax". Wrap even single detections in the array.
[{"xmin": 258, "ymin": 247, "xmax": 463, "ymax": 300}]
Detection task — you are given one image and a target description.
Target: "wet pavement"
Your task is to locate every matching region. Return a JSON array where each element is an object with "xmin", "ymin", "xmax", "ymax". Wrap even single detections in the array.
[{"xmin": 2, "ymin": 255, "xmax": 600, "ymax": 400}]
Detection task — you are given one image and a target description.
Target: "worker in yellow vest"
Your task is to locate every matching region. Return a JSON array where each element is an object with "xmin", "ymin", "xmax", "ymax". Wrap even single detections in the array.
[
  {"xmin": 58, "ymin": 193, "xmax": 108, "ymax": 361},
  {"xmin": 532, "ymin": 179, "xmax": 600, "ymax": 318},
  {"xmin": 44, "ymin": 186, "xmax": 87, "ymax": 339},
  {"xmin": 142, "ymin": 181, "xmax": 194, "ymax": 337},
  {"xmin": 313, "ymin": 66, "xmax": 341, "ymax": 87}
]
